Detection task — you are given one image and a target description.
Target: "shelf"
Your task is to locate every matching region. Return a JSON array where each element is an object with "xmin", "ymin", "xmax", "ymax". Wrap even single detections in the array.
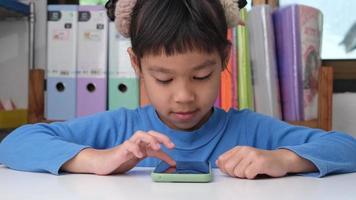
[
  {"xmin": 0, "ymin": 109, "xmax": 28, "ymax": 129},
  {"xmin": 0, "ymin": 0, "xmax": 30, "ymax": 19}
]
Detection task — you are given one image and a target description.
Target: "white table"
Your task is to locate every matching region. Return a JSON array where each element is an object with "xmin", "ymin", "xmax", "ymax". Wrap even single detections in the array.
[{"xmin": 0, "ymin": 165, "xmax": 355, "ymax": 200}]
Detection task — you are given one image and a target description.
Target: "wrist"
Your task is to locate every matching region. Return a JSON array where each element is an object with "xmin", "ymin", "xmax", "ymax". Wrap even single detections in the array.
[
  {"xmin": 277, "ymin": 149, "xmax": 317, "ymax": 174},
  {"xmin": 61, "ymin": 148, "xmax": 101, "ymax": 174}
]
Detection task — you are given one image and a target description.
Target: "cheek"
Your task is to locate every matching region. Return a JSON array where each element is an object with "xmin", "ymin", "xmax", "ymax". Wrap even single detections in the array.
[
  {"xmin": 142, "ymin": 78, "xmax": 167, "ymax": 104},
  {"xmin": 198, "ymin": 75, "xmax": 221, "ymax": 105},
  {"xmin": 209, "ymin": 73, "xmax": 221, "ymax": 97}
]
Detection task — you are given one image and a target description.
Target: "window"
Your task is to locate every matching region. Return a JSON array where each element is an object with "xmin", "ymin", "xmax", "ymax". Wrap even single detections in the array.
[
  {"xmin": 280, "ymin": 0, "xmax": 356, "ymax": 60},
  {"xmin": 280, "ymin": 0, "xmax": 356, "ymax": 92}
]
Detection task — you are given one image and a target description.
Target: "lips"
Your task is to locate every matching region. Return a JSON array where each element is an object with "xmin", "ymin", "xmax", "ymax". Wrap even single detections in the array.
[{"xmin": 173, "ymin": 110, "xmax": 198, "ymax": 121}]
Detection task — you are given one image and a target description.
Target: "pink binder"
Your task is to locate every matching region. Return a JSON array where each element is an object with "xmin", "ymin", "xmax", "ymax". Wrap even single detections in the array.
[{"xmin": 76, "ymin": 6, "xmax": 108, "ymax": 117}]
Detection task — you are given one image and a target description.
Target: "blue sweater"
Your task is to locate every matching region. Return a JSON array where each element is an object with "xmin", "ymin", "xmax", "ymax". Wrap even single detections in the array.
[{"xmin": 1, "ymin": 106, "xmax": 356, "ymax": 176}]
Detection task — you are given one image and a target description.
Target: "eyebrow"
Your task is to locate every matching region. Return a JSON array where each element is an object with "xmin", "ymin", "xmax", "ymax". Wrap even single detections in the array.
[{"xmin": 148, "ymin": 59, "xmax": 217, "ymax": 73}]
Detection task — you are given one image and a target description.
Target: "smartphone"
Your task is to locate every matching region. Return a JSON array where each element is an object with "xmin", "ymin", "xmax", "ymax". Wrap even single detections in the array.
[{"xmin": 151, "ymin": 161, "xmax": 212, "ymax": 183}]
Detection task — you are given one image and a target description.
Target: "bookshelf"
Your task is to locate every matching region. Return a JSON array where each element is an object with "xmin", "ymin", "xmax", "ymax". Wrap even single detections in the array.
[
  {"xmin": 23, "ymin": 2, "xmax": 333, "ymax": 132},
  {"xmin": 0, "ymin": 0, "xmax": 30, "ymax": 19}
]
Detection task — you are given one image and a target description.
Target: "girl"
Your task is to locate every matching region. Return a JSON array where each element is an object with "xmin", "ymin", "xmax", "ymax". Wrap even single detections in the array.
[{"xmin": 0, "ymin": 0, "xmax": 355, "ymax": 179}]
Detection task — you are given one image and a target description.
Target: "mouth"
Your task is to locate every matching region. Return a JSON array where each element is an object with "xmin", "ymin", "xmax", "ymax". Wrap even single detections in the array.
[{"xmin": 172, "ymin": 110, "xmax": 198, "ymax": 121}]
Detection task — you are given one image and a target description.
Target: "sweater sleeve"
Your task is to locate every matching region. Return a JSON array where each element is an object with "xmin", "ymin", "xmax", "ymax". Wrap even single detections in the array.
[
  {"xmin": 0, "ymin": 108, "xmax": 136, "ymax": 175},
  {"xmin": 241, "ymin": 110, "xmax": 356, "ymax": 177}
]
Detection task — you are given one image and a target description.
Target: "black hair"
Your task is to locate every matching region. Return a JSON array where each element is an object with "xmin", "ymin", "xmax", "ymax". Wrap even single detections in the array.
[
  {"xmin": 105, "ymin": 0, "xmax": 116, "ymax": 21},
  {"xmin": 106, "ymin": 0, "xmax": 231, "ymax": 68}
]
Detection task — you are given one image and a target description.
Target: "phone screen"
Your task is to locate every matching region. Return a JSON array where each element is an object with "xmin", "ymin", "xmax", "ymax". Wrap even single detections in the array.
[{"xmin": 153, "ymin": 161, "xmax": 210, "ymax": 174}]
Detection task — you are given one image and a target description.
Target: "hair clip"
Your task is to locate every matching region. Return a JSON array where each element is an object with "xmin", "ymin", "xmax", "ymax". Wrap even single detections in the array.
[{"xmin": 237, "ymin": 0, "xmax": 247, "ymax": 9}]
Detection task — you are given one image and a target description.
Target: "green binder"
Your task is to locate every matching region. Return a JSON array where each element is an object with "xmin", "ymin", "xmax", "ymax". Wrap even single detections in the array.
[
  {"xmin": 237, "ymin": 8, "xmax": 255, "ymax": 110},
  {"xmin": 108, "ymin": 22, "xmax": 139, "ymax": 110}
]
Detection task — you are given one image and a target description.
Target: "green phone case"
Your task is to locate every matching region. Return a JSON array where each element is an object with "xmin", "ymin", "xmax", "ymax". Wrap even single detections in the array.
[{"xmin": 151, "ymin": 167, "xmax": 212, "ymax": 183}]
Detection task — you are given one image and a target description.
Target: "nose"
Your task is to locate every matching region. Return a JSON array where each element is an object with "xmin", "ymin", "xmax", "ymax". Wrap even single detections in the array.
[{"xmin": 173, "ymin": 82, "xmax": 195, "ymax": 104}]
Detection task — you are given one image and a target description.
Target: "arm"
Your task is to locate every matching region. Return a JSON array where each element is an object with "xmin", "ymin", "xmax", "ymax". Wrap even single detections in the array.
[
  {"xmin": 248, "ymin": 111, "xmax": 356, "ymax": 177},
  {"xmin": 0, "ymin": 109, "xmax": 132, "ymax": 174},
  {"xmin": 61, "ymin": 131, "xmax": 176, "ymax": 175},
  {"xmin": 217, "ymin": 110, "xmax": 356, "ymax": 178},
  {"xmin": 217, "ymin": 146, "xmax": 317, "ymax": 179}
]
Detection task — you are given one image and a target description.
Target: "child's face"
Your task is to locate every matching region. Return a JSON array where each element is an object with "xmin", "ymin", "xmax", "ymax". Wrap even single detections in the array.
[{"xmin": 129, "ymin": 49, "xmax": 222, "ymax": 131}]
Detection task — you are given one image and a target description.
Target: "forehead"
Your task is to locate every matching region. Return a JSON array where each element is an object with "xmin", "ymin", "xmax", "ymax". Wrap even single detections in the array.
[{"xmin": 140, "ymin": 50, "xmax": 221, "ymax": 73}]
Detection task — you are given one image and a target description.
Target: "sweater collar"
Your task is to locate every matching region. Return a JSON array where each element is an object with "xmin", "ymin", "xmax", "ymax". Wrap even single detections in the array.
[{"xmin": 147, "ymin": 106, "xmax": 228, "ymax": 150}]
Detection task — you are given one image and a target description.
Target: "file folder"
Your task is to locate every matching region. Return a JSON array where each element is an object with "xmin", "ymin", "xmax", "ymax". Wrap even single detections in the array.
[
  {"xmin": 274, "ymin": 5, "xmax": 303, "ymax": 121},
  {"xmin": 46, "ymin": 5, "xmax": 78, "ymax": 120},
  {"xmin": 298, "ymin": 5, "xmax": 323, "ymax": 120},
  {"xmin": 76, "ymin": 6, "xmax": 108, "ymax": 117},
  {"xmin": 108, "ymin": 22, "xmax": 139, "ymax": 110},
  {"xmin": 237, "ymin": 8, "xmax": 254, "ymax": 111},
  {"xmin": 220, "ymin": 28, "xmax": 236, "ymax": 111},
  {"xmin": 248, "ymin": 5, "xmax": 282, "ymax": 119},
  {"xmin": 273, "ymin": 5, "xmax": 322, "ymax": 121}
]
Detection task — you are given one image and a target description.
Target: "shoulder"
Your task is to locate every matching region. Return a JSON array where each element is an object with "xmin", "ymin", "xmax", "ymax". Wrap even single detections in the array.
[
  {"xmin": 210, "ymin": 107, "xmax": 252, "ymax": 130},
  {"xmin": 64, "ymin": 106, "xmax": 152, "ymax": 127},
  {"xmin": 224, "ymin": 108, "xmax": 288, "ymax": 128},
  {"xmin": 224, "ymin": 108, "xmax": 256, "ymax": 122}
]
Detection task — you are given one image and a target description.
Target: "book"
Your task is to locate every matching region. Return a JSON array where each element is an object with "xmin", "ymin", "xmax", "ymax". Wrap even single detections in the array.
[
  {"xmin": 220, "ymin": 28, "xmax": 234, "ymax": 111},
  {"xmin": 273, "ymin": 4, "xmax": 323, "ymax": 121},
  {"xmin": 299, "ymin": 5, "xmax": 323, "ymax": 120},
  {"xmin": 273, "ymin": 5, "xmax": 303, "ymax": 121},
  {"xmin": 248, "ymin": 5, "xmax": 282, "ymax": 119},
  {"xmin": 237, "ymin": 8, "xmax": 255, "ymax": 110},
  {"xmin": 252, "ymin": 0, "xmax": 279, "ymax": 8}
]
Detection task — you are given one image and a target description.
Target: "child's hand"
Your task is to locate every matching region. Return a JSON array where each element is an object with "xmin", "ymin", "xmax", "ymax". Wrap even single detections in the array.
[
  {"xmin": 62, "ymin": 130, "xmax": 175, "ymax": 175},
  {"xmin": 108, "ymin": 130, "xmax": 176, "ymax": 175},
  {"xmin": 216, "ymin": 146, "xmax": 316, "ymax": 179}
]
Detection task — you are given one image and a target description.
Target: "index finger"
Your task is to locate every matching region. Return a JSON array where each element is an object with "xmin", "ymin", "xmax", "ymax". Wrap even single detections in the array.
[
  {"xmin": 150, "ymin": 150, "xmax": 176, "ymax": 166},
  {"xmin": 147, "ymin": 130, "xmax": 175, "ymax": 149}
]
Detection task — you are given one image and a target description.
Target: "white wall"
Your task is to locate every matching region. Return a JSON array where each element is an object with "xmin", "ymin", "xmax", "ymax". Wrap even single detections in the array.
[
  {"xmin": 333, "ymin": 93, "xmax": 356, "ymax": 137},
  {"xmin": 0, "ymin": 19, "xmax": 29, "ymax": 108},
  {"xmin": 0, "ymin": 0, "xmax": 47, "ymax": 108}
]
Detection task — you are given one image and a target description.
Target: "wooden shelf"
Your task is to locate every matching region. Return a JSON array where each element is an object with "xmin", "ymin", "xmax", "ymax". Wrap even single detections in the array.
[{"xmin": 288, "ymin": 66, "xmax": 334, "ymax": 131}]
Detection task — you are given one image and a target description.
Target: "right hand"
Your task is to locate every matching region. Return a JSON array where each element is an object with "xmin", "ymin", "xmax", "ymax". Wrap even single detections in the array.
[
  {"xmin": 62, "ymin": 130, "xmax": 176, "ymax": 175},
  {"xmin": 107, "ymin": 130, "xmax": 176, "ymax": 175}
]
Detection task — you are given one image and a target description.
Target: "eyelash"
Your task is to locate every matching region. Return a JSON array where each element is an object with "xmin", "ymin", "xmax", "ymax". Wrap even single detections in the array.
[
  {"xmin": 193, "ymin": 73, "xmax": 212, "ymax": 80},
  {"xmin": 156, "ymin": 79, "xmax": 173, "ymax": 84},
  {"xmin": 156, "ymin": 73, "xmax": 212, "ymax": 85}
]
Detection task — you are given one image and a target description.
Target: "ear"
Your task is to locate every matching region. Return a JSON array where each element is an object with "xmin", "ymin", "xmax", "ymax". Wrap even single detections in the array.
[{"xmin": 127, "ymin": 47, "xmax": 142, "ymax": 77}]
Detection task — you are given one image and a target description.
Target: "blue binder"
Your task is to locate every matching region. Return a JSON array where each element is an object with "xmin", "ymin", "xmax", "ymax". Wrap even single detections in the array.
[{"xmin": 46, "ymin": 5, "xmax": 78, "ymax": 120}]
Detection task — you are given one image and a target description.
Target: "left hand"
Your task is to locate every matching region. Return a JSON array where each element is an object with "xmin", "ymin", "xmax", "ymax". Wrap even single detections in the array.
[{"xmin": 216, "ymin": 146, "xmax": 309, "ymax": 179}]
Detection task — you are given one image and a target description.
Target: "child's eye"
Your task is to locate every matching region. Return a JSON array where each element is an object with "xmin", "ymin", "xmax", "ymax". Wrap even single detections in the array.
[
  {"xmin": 194, "ymin": 73, "xmax": 212, "ymax": 80},
  {"xmin": 156, "ymin": 79, "xmax": 172, "ymax": 84}
]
